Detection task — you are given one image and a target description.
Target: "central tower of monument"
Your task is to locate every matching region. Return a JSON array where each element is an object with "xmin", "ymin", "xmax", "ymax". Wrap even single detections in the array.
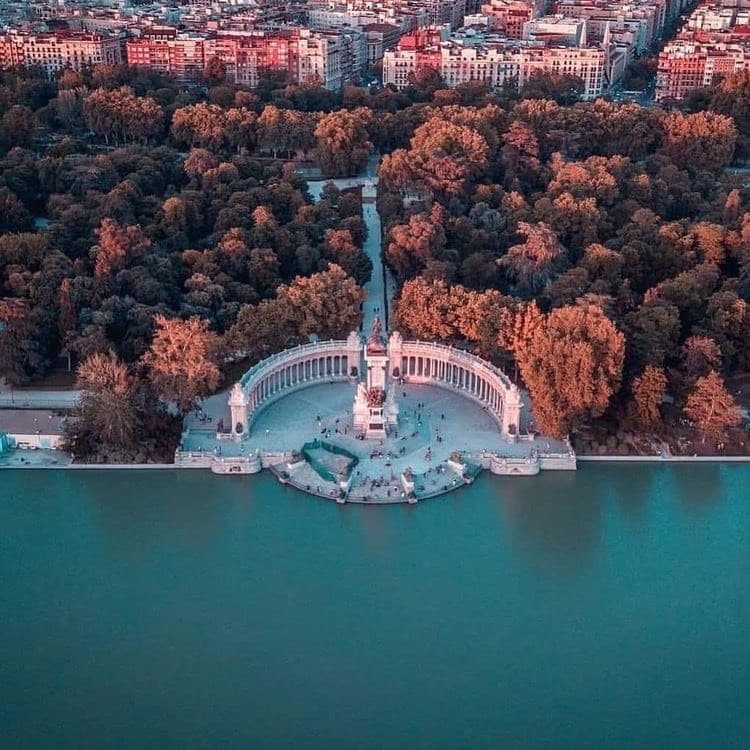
[{"xmin": 353, "ymin": 317, "xmax": 398, "ymax": 439}]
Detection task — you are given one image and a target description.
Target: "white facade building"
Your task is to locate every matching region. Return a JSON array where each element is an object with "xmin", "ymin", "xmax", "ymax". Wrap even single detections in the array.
[{"xmin": 383, "ymin": 37, "xmax": 606, "ymax": 98}]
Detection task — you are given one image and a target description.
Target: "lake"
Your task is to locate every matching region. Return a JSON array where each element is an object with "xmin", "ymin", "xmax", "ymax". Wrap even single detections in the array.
[{"xmin": 1, "ymin": 465, "xmax": 748, "ymax": 748}]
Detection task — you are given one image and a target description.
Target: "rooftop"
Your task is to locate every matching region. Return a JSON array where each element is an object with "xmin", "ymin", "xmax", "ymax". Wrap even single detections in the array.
[{"xmin": 0, "ymin": 409, "xmax": 67, "ymax": 435}]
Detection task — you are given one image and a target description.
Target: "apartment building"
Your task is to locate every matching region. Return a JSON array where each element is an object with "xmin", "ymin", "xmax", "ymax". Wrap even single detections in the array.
[
  {"xmin": 555, "ymin": 0, "xmax": 679, "ymax": 52},
  {"xmin": 655, "ymin": 2, "xmax": 750, "ymax": 100},
  {"xmin": 383, "ymin": 27, "xmax": 608, "ymax": 97},
  {"xmin": 522, "ymin": 16, "xmax": 589, "ymax": 47},
  {"xmin": 361, "ymin": 22, "xmax": 402, "ymax": 67},
  {"xmin": 519, "ymin": 45, "xmax": 605, "ymax": 96},
  {"xmin": 298, "ymin": 28, "xmax": 346, "ymax": 88},
  {"xmin": 127, "ymin": 28, "xmax": 206, "ymax": 82},
  {"xmin": 656, "ymin": 40, "xmax": 750, "ymax": 99},
  {"xmin": 0, "ymin": 29, "xmax": 124, "ymax": 76},
  {"xmin": 126, "ymin": 26, "xmax": 354, "ymax": 89},
  {"xmin": 479, "ymin": 0, "xmax": 541, "ymax": 38}
]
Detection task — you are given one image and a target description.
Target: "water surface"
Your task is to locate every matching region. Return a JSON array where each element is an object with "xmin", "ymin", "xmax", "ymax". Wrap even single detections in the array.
[{"xmin": 1, "ymin": 465, "xmax": 748, "ymax": 748}]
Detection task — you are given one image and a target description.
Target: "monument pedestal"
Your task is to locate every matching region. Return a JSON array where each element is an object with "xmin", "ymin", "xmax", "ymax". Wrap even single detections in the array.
[
  {"xmin": 353, "ymin": 383, "xmax": 398, "ymax": 439},
  {"xmin": 352, "ymin": 318, "xmax": 399, "ymax": 440}
]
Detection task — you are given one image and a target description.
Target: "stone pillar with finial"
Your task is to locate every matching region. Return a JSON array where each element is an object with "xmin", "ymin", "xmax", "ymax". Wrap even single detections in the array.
[
  {"xmin": 502, "ymin": 384, "xmax": 522, "ymax": 439},
  {"xmin": 388, "ymin": 330, "xmax": 403, "ymax": 379},
  {"xmin": 228, "ymin": 383, "xmax": 249, "ymax": 440},
  {"xmin": 346, "ymin": 330, "xmax": 362, "ymax": 379}
]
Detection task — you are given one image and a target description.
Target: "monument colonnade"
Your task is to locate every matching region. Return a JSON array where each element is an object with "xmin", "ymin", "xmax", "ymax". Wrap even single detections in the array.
[
  {"xmin": 229, "ymin": 333, "xmax": 522, "ymax": 438},
  {"xmin": 229, "ymin": 334, "xmax": 362, "ymax": 435},
  {"xmin": 390, "ymin": 337, "xmax": 521, "ymax": 435}
]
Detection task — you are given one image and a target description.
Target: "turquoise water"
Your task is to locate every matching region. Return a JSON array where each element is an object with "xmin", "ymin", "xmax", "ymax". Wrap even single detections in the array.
[{"xmin": 1, "ymin": 465, "xmax": 749, "ymax": 749}]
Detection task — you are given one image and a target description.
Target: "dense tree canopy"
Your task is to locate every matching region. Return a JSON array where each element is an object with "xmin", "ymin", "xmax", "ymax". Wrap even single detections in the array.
[{"xmin": 0, "ymin": 62, "xmax": 748, "ymax": 455}]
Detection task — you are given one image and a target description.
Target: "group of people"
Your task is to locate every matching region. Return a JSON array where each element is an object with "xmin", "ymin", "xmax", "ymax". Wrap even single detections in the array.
[{"xmin": 317, "ymin": 414, "xmax": 349, "ymax": 439}]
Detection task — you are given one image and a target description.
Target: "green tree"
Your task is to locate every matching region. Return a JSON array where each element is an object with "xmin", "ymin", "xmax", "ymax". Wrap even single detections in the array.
[
  {"xmin": 314, "ymin": 109, "xmax": 373, "ymax": 177},
  {"xmin": 684, "ymin": 370, "xmax": 741, "ymax": 443},
  {"xmin": 141, "ymin": 315, "xmax": 221, "ymax": 414},
  {"xmin": 499, "ymin": 222, "xmax": 566, "ymax": 296},
  {"xmin": 629, "ymin": 365, "xmax": 667, "ymax": 430},
  {"xmin": 518, "ymin": 302, "xmax": 625, "ymax": 438}
]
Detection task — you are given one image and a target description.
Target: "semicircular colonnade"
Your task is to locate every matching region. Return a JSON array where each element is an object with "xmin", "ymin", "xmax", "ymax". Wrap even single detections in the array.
[
  {"xmin": 229, "ymin": 332, "xmax": 522, "ymax": 439},
  {"xmin": 390, "ymin": 337, "xmax": 522, "ymax": 436}
]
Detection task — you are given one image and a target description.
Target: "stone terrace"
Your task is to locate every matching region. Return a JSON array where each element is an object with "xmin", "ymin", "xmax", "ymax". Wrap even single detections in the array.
[{"xmin": 182, "ymin": 382, "xmax": 567, "ymax": 500}]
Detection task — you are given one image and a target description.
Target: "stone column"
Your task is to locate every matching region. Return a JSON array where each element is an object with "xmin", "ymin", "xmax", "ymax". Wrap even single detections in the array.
[
  {"xmin": 388, "ymin": 331, "xmax": 403, "ymax": 379},
  {"xmin": 502, "ymin": 385, "xmax": 522, "ymax": 437},
  {"xmin": 346, "ymin": 333, "xmax": 360, "ymax": 378},
  {"xmin": 228, "ymin": 383, "xmax": 249, "ymax": 439}
]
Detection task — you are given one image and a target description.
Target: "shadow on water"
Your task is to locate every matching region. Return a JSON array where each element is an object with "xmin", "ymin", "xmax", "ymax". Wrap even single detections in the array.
[
  {"xmin": 493, "ymin": 471, "xmax": 602, "ymax": 577},
  {"xmin": 81, "ymin": 471, "xmax": 241, "ymax": 561},
  {"xmin": 608, "ymin": 463, "xmax": 655, "ymax": 526},
  {"xmin": 668, "ymin": 463, "xmax": 724, "ymax": 515}
]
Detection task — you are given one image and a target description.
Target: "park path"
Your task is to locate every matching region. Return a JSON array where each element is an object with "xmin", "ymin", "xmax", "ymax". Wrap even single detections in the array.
[
  {"xmin": 304, "ymin": 154, "xmax": 394, "ymax": 333},
  {"xmin": 0, "ymin": 386, "xmax": 81, "ymax": 409}
]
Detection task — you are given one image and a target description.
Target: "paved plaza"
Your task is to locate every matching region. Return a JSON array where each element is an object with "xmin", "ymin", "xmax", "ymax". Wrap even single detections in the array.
[
  {"xmin": 0, "ymin": 448, "xmax": 72, "ymax": 467},
  {"xmin": 182, "ymin": 382, "xmax": 566, "ymax": 500}
]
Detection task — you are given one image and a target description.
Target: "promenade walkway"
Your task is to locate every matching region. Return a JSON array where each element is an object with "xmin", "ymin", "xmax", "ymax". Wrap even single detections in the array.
[
  {"xmin": 0, "ymin": 385, "xmax": 81, "ymax": 409},
  {"xmin": 304, "ymin": 154, "xmax": 393, "ymax": 332}
]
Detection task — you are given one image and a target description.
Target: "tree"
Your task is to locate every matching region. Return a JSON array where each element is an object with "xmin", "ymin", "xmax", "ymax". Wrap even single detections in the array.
[
  {"xmin": 228, "ymin": 265, "xmax": 364, "ymax": 356},
  {"xmin": 518, "ymin": 302, "xmax": 625, "ymax": 438},
  {"xmin": 183, "ymin": 148, "xmax": 218, "ymax": 178},
  {"xmin": 497, "ymin": 300, "xmax": 544, "ymax": 361},
  {"xmin": 248, "ymin": 247, "xmax": 282, "ymax": 298},
  {"xmin": 204, "ymin": 55, "xmax": 227, "ymax": 85},
  {"xmin": 83, "ymin": 87, "xmax": 164, "ymax": 144},
  {"xmin": 314, "ymin": 109, "xmax": 373, "ymax": 177},
  {"xmin": 661, "ymin": 111, "xmax": 737, "ymax": 170},
  {"xmin": 141, "ymin": 315, "xmax": 221, "ymax": 414},
  {"xmin": 1, "ymin": 105, "xmax": 35, "ymax": 148},
  {"xmin": 408, "ymin": 116, "xmax": 490, "ymax": 196},
  {"xmin": 92, "ymin": 219, "xmax": 151, "ymax": 279},
  {"xmin": 521, "ymin": 71, "xmax": 584, "ymax": 105},
  {"xmin": 694, "ymin": 291, "xmax": 747, "ymax": 368},
  {"xmin": 624, "ymin": 301, "xmax": 681, "ymax": 372},
  {"xmin": 681, "ymin": 336, "xmax": 721, "ymax": 380},
  {"xmin": 227, "ymin": 297, "xmax": 298, "ymax": 360},
  {"xmin": 683, "ymin": 370, "xmax": 741, "ymax": 443},
  {"xmin": 0, "ymin": 299, "xmax": 46, "ymax": 385},
  {"xmin": 629, "ymin": 365, "xmax": 667, "ymax": 430},
  {"xmin": 223, "ymin": 107, "xmax": 257, "ymax": 152},
  {"xmin": 455, "ymin": 288, "xmax": 508, "ymax": 359},
  {"xmin": 394, "ymin": 278, "xmax": 467, "ymax": 339},
  {"xmin": 171, "ymin": 103, "xmax": 253, "ymax": 151},
  {"xmin": 499, "ymin": 222, "xmax": 566, "ymax": 296},
  {"xmin": 501, "ymin": 121, "xmax": 541, "ymax": 188},
  {"xmin": 0, "ymin": 187, "xmax": 31, "ymax": 233},
  {"xmin": 277, "ymin": 264, "xmax": 364, "ymax": 339},
  {"xmin": 386, "ymin": 207, "xmax": 446, "ymax": 281},
  {"xmin": 256, "ymin": 105, "xmax": 286, "ymax": 157},
  {"xmin": 71, "ymin": 351, "xmax": 139, "ymax": 449},
  {"xmin": 324, "ymin": 229, "xmax": 372, "ymax": 286}
]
